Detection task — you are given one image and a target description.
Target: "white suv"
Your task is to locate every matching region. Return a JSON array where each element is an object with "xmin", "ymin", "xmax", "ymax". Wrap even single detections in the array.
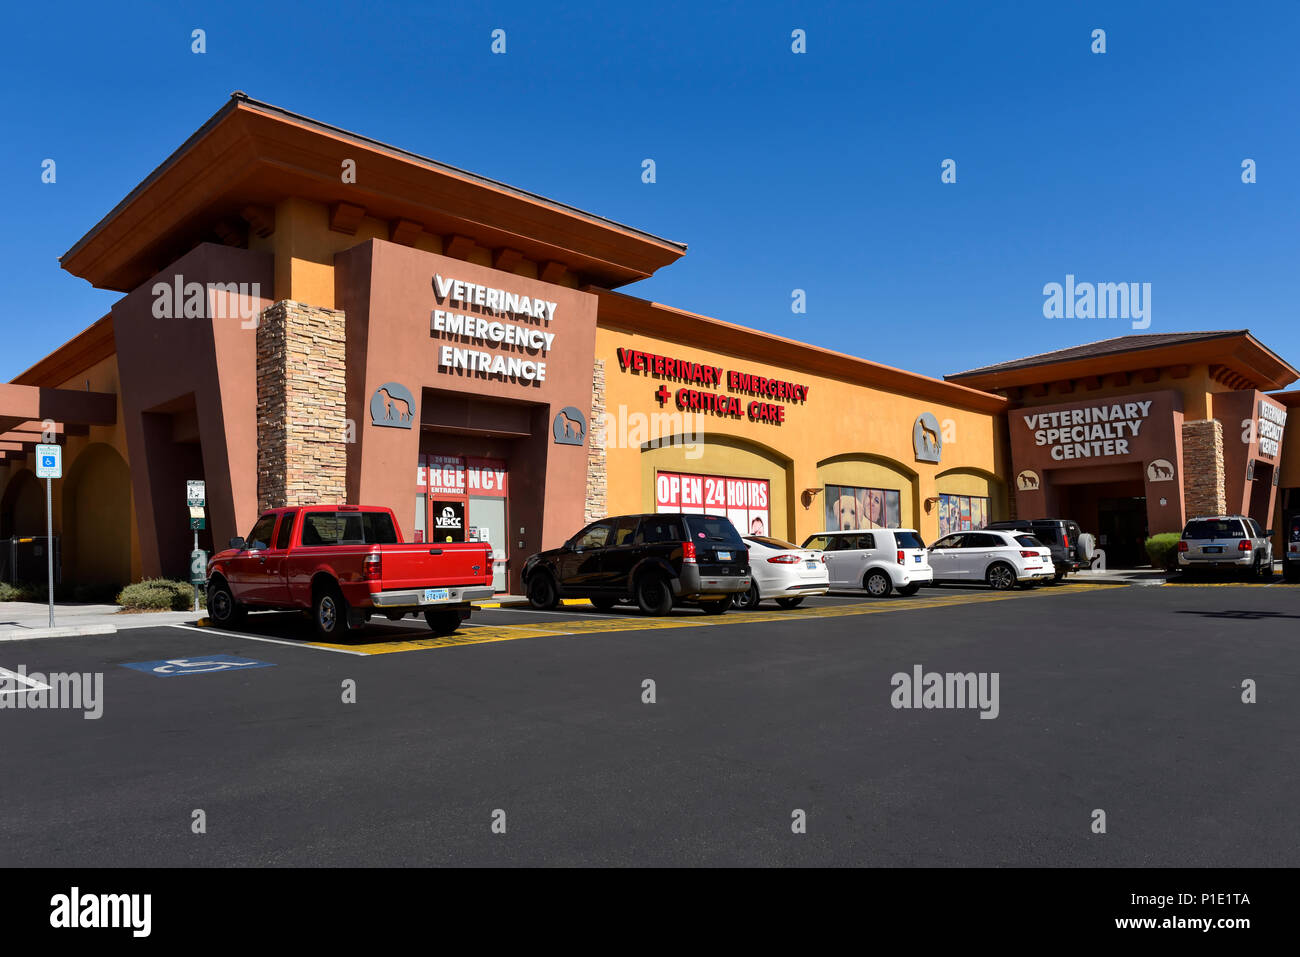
[
  {"xmin": 800, "ymin": 528, "xmax": 933, "ymax": 597},
  {"xmin": 928, "ymin": 529, "xmax": 1054, "ymax": 590}
]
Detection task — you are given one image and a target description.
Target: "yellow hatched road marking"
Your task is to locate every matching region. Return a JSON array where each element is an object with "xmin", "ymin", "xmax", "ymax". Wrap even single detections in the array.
[{"xmin": 302, "ymin": 583, "xmax": 1122, "ymax": 655}]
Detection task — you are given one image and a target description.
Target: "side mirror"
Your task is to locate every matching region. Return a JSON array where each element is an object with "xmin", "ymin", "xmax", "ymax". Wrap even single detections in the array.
[
  {"xmin": 228, "ymin": 537, "xmax": 246, "ymax": 550},
  {"xmin": 1265, "ymin": 529, "xmax": 1273, "ymax": 537}
]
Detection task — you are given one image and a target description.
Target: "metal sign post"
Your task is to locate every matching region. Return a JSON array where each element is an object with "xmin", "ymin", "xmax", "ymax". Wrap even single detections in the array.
[
  {"xmin": 35, "ymin": 444, "xmax": 63, "ymax": 628},
  {"xmin": 187, "ymin": 480, "xmax": 207, "ymax": 613}
]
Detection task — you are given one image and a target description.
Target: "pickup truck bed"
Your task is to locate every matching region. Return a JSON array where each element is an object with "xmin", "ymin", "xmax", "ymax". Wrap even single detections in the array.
[{"xmin": 206, "ymin": 505, "xmax": 494, "ymax": 638}]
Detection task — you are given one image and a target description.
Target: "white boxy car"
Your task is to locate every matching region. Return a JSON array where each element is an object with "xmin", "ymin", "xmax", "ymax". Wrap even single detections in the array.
[
  {"xmin": 800, "ymin": 528, "xmax": 933, "ymax": 597},
  {"xmin": 927, "ymin": 529, "xmax": 1054, "ymax": 590},
  {"xmin": 734, "ymin": 536, "xmax": 830, "ymax": 610}
]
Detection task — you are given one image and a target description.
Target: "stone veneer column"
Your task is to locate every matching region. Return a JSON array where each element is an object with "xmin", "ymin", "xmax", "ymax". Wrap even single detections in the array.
[
  {"xmin": 1181, "ymin": 419, "xmax": 1226, "ymax": 516},
  {"xmin": 584, "ymin": 359, "xmax": 608, "ymax": 524},
  {"xmin": 256, "ymin": 301, "xmax": 348, "ymax": 510}
]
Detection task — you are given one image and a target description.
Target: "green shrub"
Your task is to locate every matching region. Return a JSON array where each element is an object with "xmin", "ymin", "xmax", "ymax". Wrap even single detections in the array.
[
  {"xmin": 116, "ymin": 579, "xmax": 204, "ymax": 611},
  {"xmin": 0, "ymin": 581, "xmax": 42, "ymax": 602},
  {"xmin": 1145, "ymin": 533, "xmax": 1182, "ymax": 571}
]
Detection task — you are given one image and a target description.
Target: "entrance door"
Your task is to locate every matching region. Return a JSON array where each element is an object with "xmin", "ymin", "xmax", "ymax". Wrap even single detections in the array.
[
  {"xmin": 1098, "ymin": 497, "xmax": 1148, "ymax": 567},
  {"xmin": 469, "ymin": 495, "xmax": 508, "ymax": 592}
]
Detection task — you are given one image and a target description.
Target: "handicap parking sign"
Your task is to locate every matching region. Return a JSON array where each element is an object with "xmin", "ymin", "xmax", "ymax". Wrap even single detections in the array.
[
  {"xmin": 35, "ymin": 444, "xmax": 62, "ymax": 479},
  {"xmin": 120, "ymin": 654, "xmax": 274, "ymax": 677}
]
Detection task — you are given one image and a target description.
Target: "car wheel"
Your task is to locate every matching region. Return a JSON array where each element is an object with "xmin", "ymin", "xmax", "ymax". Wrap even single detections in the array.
[
  {"xmin": 734, "ymin": 582, "xmax": 762, "ymax": 611},
  {"xmin": 313, "ymin": 585, "xmax": 348, "ymax": 639},
  {"xmin": 207, "ymin": 579, "xmax": 246, "ymax": 628},
  {"xmin": 864, "ymin": 570, "xmax": 892, "ymax": 597},
  {"xmin": 591, "ymin": 595, "xmax": 618, "ymax": 611},
  {"xmin": 1052, "ymin": 568, "xmax": 1066, "ymax": 583},
  {"xmin": 698, "ymin": 598, "xmax": 730, "ymax": 615},
  {"xmin": 774, "ymin": 596, "xmax": 805, "ymax": 609},
  {"xmin": 424, "ymin": 607, "xmax": 461, "ymax": 636},
  {"xmin": 635, "ymin": 574, "xmax": 674, "ymax": 616},
  {"xmin": 986, "ymin": 563, "xmax": 1016, "ymax": 591},
  {"xmin": 527, "ymin": 572, "xmax": 560, "ymax": 610},
  {"xmin": 896, "ymin": 583, "xmax": 920, "ymax": 597},
  {"xmin": 1285, "ymin": 564, "xmax": 1300, "ymax": 583}
]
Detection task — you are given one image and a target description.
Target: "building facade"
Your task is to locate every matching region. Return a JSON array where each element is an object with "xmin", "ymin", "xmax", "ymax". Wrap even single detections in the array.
[{"xmin": 1, "ymin": 96, "xmax": 1294, "ymax": 591}]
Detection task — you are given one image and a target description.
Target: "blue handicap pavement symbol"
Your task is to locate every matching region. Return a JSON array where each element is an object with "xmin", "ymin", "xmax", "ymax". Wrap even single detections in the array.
[{"xmin": 121, "ymin": 654, "xmax": 275, "ymax": 677}]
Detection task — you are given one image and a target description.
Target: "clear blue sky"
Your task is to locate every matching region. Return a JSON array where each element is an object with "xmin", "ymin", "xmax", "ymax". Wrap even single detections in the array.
[{"xmin": 5, "ymin": 1, "xmax": 1298, "ymax": 384}]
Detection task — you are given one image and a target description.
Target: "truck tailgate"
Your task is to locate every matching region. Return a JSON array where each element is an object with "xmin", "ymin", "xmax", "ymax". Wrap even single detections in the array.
[{"xmin": 375, "ymin": 543, "xmax": 493, "ymax": 591}]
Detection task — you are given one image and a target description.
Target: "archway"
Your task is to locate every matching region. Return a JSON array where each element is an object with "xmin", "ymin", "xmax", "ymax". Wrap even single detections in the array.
[
  {"xmin": 1, "ymin": 469, "xmax": 44, "ymax": 538},
  {"xmin": 61, "ymin": 444, "xmax": 132, "ymax": 587},
  {"xmin": 815, "ymin": 452, "xmax": 921, "ymax": 530}
]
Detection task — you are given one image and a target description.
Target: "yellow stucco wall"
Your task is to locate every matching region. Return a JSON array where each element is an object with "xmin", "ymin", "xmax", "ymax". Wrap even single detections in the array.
[{"xmin": 595, "ymin": 325, "xmax": 1006, "ymax": 545}]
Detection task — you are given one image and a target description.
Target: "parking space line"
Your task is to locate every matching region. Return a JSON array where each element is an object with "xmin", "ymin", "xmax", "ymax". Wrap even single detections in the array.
[
  {"xmin": 169, "ymin": 623, "xmax": 370, "ymax": 656},
  {"xmin": 313, "ymin": 583, "xmax": 1123, "ymax": 655}
]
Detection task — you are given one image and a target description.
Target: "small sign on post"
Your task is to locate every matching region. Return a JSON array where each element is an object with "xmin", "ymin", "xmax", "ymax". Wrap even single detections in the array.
[
  {"xmin": 35, "ymin": 445, "xmax": 62, "ymax": 628},
  {"xmin": 187, "ymin": 480, "xmax": 207, "ymax": 612}
]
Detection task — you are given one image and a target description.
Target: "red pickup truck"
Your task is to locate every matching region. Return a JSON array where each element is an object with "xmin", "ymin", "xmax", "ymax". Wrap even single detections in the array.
[{"xmin": 205, "ymin": 505, "xmax": 494, "ymax": 638}]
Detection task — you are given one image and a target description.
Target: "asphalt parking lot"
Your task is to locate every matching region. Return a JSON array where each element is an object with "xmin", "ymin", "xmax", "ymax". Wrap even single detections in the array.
[{"xmin": 2, "ymin": 581, "xmax": 1297, "ymax": 867}]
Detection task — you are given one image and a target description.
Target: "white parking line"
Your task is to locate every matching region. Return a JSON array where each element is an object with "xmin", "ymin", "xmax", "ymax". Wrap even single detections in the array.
[{"xmin": 167, "ymin": 624, "xmax": 369, "ymax": 656}]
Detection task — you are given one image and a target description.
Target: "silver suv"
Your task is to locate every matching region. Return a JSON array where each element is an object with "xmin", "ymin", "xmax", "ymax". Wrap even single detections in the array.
[{"xmin": 1177, "ymin": 515, "xmax": 1274, "ymax": 579}]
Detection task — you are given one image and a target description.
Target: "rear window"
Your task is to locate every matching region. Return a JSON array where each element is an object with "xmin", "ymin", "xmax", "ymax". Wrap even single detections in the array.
[
  {"xmin": 301, "ymin": 510, "xmax": 398, "ymax": 546},
  {"xmin": 636, "ymin": 516, "xmax": 685, "ymax": 544},
  {"xmin": 1031, "ymin": 524, "xmax": 1064, "ymax": 545},
  {"xmin": 1183, "ymin": 519, "xmax": 1246, "ymax": 539},
  {"xmin": 683, "ymin": 515, "xmax": 744, "ymax": 546},
  {"xmin": 894, "ymin": 531, "xmax": 925, "ymax": 549},
  {"xmin": 748, "ymin": 536, "xmax": 797, "ymax": 550},
  {"xmin": 1016, "ymin": 535, "xmax": 1045, "ymax": 548}
]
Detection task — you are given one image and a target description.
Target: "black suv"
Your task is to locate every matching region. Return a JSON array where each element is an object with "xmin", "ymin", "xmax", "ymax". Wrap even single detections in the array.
[
  {"xmin": 522, "ymin": 513, "xmax": 752, "ymax": 615},
  {"xmin": 986, "ymin": 519, "xmax": 1083, "ymax": 581}
]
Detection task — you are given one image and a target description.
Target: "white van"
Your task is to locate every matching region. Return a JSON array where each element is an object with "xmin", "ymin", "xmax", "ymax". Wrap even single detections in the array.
[{"xmin": 800, "ymin": 528, "xmax": 933, "ymax": 597}]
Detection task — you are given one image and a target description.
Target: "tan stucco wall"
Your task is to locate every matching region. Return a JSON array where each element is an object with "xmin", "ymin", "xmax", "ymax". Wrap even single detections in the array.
[{"xmin": 595, "ymin": 325, "xmax": 1006, "ymax": 544}]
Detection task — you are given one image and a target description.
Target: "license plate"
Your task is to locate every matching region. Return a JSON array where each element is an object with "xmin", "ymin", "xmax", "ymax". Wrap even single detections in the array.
[
  {"xmin": 716, "ymin": 551, "xmax": 731, "ymax": 561},
  {"xmin": 806, "ymin": 560, "xmax": 819, "ymax": 569},
  {"xmin": 1204, "ymin": 546, "xmax": 1223, "ymax": 554},
  {"xmin": 423, "ymin": 588, "xmax": 450, "ymax": 603}
]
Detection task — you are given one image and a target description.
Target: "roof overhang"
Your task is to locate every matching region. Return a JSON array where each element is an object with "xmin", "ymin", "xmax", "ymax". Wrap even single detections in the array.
[
  {"xmin": 593, "ymin": 288, "xmax": 1009, "ymax": 414},
  {"xmin": 946, "ymin": 331, "xmax": 1297, "ymax": 394},
  {"xmin": 61, "ymin": 94, "xmax": 687, "ymax": 292}
]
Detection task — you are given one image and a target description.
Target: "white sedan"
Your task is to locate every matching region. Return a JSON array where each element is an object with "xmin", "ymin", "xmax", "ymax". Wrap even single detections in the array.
[
  {"xmin": 928, "ymin": 529, "xmax": 1055, "ymax": 590},
  {"xmin": 734, "ymin": 536, "xmax": 830, "ymax": 610}
]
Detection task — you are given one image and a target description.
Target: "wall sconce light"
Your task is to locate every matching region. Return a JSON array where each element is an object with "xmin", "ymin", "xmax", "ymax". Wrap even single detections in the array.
[
  {"xmin": 800, "ymin": 488, "xmax": 823, "ymax": 509},
  {"xmin": 924, "ymin": 496, "xmax": 940, "ymax": 513}
]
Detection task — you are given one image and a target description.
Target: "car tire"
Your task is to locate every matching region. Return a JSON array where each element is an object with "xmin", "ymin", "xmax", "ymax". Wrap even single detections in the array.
[
  {"xmin": 590, "ymin": 595, "xmax": 618, "ymax": 611},
  {"xmin": 1254, "ymin": 553, "xmax": 1273, "ymax": 581},
  {"xmin": 896, "ymin": 583, "xmax": 920, "ymax": 597},
  {"xmin": 313, "ymin": 585, "xmax": 348, "ymax": 639},
  {"xmin": 207, "ymin": 579, "xmax": 246, "ymax": 628},
  {"xmin": 635, "ymin": 574, "xmax": 674, "ymax": 616},
  {"xmin": 775, "ymin": 596, "xmax": 805, "ymax": 609},
  {"xmin": 1284, "ymin": 564, "xmax": 1300, "ymax": 583},
  {"xmin": 986, "ymin": 563, "xmax": 1016, "ymax": 591},
  {"xmin": 424, "ymin": 607, "xmax": 461, "ymax": 636},
  {"xmin": 527, "ymin": 572, "xmax": 561, "ymax": 610},
  {"xmin": 1052, "ymin": 568, "xmax": 1066, "ymax": 583},
  {"xmin": 864, "ymin": 569, "xmax": 892, "ymax": 598},
  {"xmin": 734, "ymin": 582, "xmax": 762, "ymax": 611},
  {"xmin": 698, "ymin": 598, "xmax": 730, "ymax": 615}
]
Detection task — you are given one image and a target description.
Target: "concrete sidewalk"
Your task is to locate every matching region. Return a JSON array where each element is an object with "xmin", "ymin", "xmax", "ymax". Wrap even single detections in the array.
[{"xmin": 0, "ymin": 602, "xmax": 203, "ymax": 641}]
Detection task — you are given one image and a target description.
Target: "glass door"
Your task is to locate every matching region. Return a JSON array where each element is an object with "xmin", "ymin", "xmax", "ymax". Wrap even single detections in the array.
[{"xmin": 469, "ymin": 495, "xmax": 508, "ymax": 592}]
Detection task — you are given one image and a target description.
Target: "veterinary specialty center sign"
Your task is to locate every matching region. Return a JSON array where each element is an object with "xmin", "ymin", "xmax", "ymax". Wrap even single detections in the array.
[{"xmin": 430, "ymin": 273, "xmax": 559, "ymax": 382}]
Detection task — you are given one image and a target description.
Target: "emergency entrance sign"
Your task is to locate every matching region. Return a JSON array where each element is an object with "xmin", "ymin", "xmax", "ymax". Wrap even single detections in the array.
[{"xmin": 35, "ymin": 444, "xmax": 62, "ymax": 479}]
